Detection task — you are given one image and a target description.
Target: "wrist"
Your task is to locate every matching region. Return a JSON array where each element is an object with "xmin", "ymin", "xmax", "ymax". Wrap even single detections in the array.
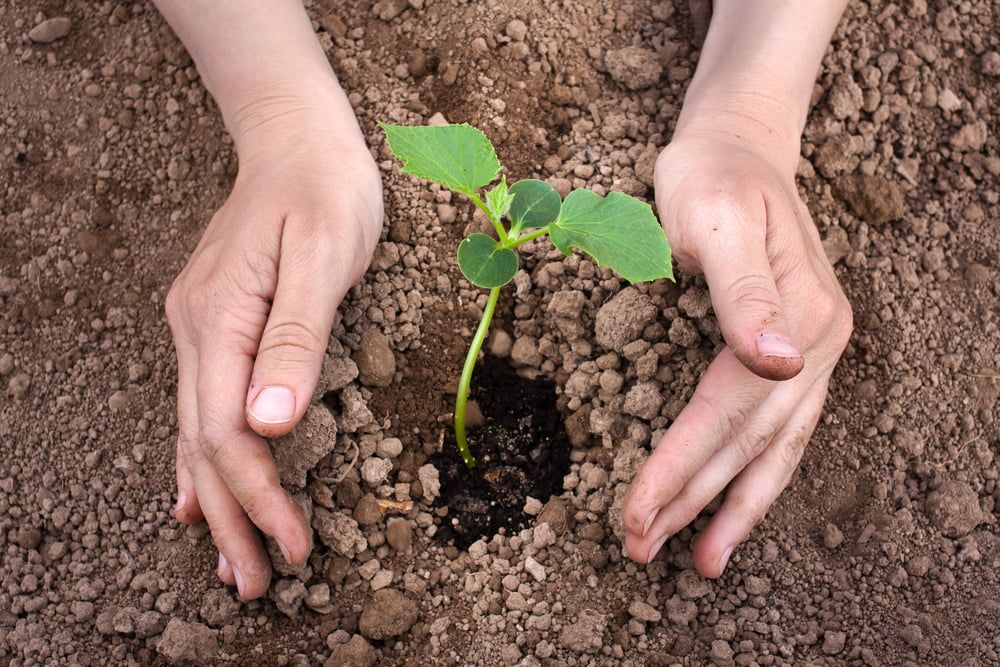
[
  {"xmin": 671, "ymin": 0, "xmax": 849, "ymax": 178},
  {"xmin": 223, "ymin": 79, "xmax": 366, "ymax": 163},
  {"xmin": 674, "ymin": 88, "xmax": 803, "ymax": 177}
]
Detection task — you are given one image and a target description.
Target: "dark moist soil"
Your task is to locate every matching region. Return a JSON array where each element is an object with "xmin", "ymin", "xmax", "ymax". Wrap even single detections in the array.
[{"xmin": 431, "ymin": 356, "xmax": 571, "ymax": 548}]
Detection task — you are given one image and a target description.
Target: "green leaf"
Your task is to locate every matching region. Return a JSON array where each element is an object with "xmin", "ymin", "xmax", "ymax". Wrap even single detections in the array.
[
  {"xmin": 549, "ymin": 189, "xmax": 673, "ymax": 283},
  {"xmin": 486, "ymin": 176, "xmax": 515, "ymax": 221},
  {"xmin": 456, "ymin": 233, "xmax": 519, "ymax": 288},
  {"xmin": 508, "ymin": 179, "xmax": 561, "ymax": 236},
  {"xmin": 380, "ymin": 122, "xmax": 500, "ymax": 194}
]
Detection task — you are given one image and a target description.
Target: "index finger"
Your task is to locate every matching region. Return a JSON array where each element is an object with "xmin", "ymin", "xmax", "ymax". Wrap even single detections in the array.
[
  {"xmin": 196, "ymin": 331, "xmax": 313, "ymax": 564},
  {"xmin": 621, "ymin": 349, "xmax": 772, "ymax": 539}
]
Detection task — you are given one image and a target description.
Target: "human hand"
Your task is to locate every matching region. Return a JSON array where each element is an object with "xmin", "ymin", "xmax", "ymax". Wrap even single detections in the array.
[
  {"xmin": 621, "ymin": 118, "xmax": 853, "ymax": 576},
  {"xmin": 165, "ymin": 98, "xmax": 382, "ymax": 599}
]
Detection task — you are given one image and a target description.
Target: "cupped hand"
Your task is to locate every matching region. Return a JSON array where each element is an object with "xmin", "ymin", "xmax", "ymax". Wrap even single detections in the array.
[
  {"xmin": 165, "ymin": 110, "xmax": 382, "ymax": 599},
  {"xmin": 622, "ymin": 129, "xmax": 853, "ymax": 576}
]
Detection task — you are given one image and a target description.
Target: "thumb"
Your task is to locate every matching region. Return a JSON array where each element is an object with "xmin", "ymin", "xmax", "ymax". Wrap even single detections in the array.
[
  {"xmin": 245, "ymin": 229, "xmax": 345, "ymax": 438},
  {"xmin": 695, "ymin": 201, "xmax": 804, "ymax": 382}
]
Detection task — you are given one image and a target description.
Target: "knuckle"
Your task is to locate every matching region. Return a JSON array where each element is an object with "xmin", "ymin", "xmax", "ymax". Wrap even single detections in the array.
[
  {"xmin": 813, "ymin": 288, "xmax": 853, "ymax": 350},
  {"xmin": 166, "ymin": 277, "xmax": 219, "ymax": 329},
  {"xmin": 339, "ymin": 215, "xmax": 379, "ymax": 280},
  {"xmin": 208, "ymin": 525, "xmax": 239, "ymax": 551},
  {"xmin": 688, "ymin": 189, "xmax": 755, "ymax": 233},
  {"xmin": 688, "ymin": 389, "xmax": 721, "ymax": 416},
  {"xmin": 164, "ymin": 284, "xmax": 183, "ymax": 326},
  {"xmin": 686, "ymin": 390, "xmax": 755, "ymax": 457},
  {"xmin": 666, "ymin": 496, "xmax": 701, "ymax": 533},
  {"xmin": 692, "ymin": 391, "xmax": 752, "ymax": 441},
  {"xmin": 813, "ymin": 289, "xmax": 841, "ymax": 327},
  {"xmin": 746, "ymin": 502, "xmax": 769, "ymax": 532},
  {"xmin": 183, "ymin": 284, "xmax": 217, "ymax": 325},
  {"xmin": 726, "ymin": 272, "xmax": 781, "ymax": 313},
  {"xmin": 178, "ymin": 433, "xmax": 202, "ymax": 465},
  {"xmin": 831, "ymin": 296, "xmax": 854, "ymax": 349},
  {"xmin": 199, "ymin": 436, "xmax": 223, "ymax": 466},
  {"xmin": 777, "ymin": 426, "xmax": 810, "ymax": 470},
  {"xmin": 239, "ymin": 475, "xmax": 283, "ymax": 522},
  {"xmin": 653, "ymin": 148, "xmax": 671, "ymax": 181},
  {"xmin": 258, "ymin": 319, "xmax": 324, "ymax": 361},
  {"xmin": 348, "ymin": 172, "xmax": 385, "ymax": 242},
  {"xmin": 303, "ymin": 202, "xmax": 381, "ymax": 285},
  {"xmin": 730, "ymin": 493, "xmax": 769, "ymax": 532},
  {"xmin": 730, "ymin": 420, "xmax": 779, "ymax": 464},
  {"xmin": 723, "ymin": 405, "xmax": 752, "ymax": 440},
  {"xmin": 198, "ymin": 427, "xmax": 237, "ymax": 466}
]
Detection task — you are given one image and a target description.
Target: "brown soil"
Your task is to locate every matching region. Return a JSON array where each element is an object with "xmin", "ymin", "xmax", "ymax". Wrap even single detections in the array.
[{"xmin": 1, "ymin": 1, "xmax": 998, "ymax": 666}]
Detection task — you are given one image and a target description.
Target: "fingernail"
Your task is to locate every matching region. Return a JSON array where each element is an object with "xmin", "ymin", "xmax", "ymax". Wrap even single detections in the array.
[
  {"xmin": 647, "ymin": 533, "xmax": 669, "ymax": 563},
  {"xmin": 719, "ymin": 546, "xmax": 734, "ymax": 573},
  {"xmin": 249, "ymin": 385, "xmax": 296, "ymax": 424},
  {"xmin": 642, "ymin": 509, "xmax": 659, "ymax": 537},
  {"xmin": 176, "ymin": 491, "xmax": 187, "ymax": 512},
  {"xmin": 232, "ymin": 566, "xmax": 246, "ymax": 599},
  {"xmin": 277, "ymin": 540, "xmax": 292, "ymax": 564},
  {"xmin": 217, "ymin": 552, "xmax": 228, "ymax": 576},
  {"xmin": 756, "ymin": 333, "xmax": 800, "ymax": 359}
]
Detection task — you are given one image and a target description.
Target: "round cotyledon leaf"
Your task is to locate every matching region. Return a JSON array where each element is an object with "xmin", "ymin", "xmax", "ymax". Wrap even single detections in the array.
[
  {"xmin": 508, "ymin": 178, "xmax": 562, "ymax": 235},
  {"xmin": 456, "ymin": 233, "xmax": 519, "ymax": 288}
]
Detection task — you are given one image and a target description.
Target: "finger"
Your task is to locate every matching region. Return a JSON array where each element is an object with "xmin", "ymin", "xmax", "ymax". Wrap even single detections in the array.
[
  {"xmin": 184, "ymin": 444, "xmax": 271, "ymax": 599},
  {"xmin": 217, "ymin": 550, "xmax": 236, "ymax": 587},
  {"xmin": 622, "ymin": 349, "xmax": 772, "ymax": 541},
  {"xmin": 172, "ymin": 334, "xmax": 204, "ymax": 525},
  {"xmin": 197, "ymin": 334, "xmax": 313, "ymax": 565},
  {"xmin": 169, "ymin": 289, "xmax": 261, "ymax": 595},
  {"xmin": 692, "ymin": 378, "xmax": 829, "ymax": 578},
  {"xmin": 633, "ymin": 375, "xmax": 814, "ymax": 562},
  {"xmin": 245, "ymin": 218, "xmax": 354, "ymax": 438},
  {"xmin": 175, "ymin": 442, "xmax": 204, "ymax": 525},
  {"xmin": 692, "ymin": 192, "xmax": 804, "ymax": 381}
]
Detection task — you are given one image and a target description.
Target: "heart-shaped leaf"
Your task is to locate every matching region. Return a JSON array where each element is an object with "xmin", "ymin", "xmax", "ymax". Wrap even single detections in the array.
[
  {"xmin": 549, "ymin": 189, "xmax": 672, "ymax": 283},
  {"xmin": 380, "ymin": 122, "xmax": 500, "ymax": 194},
  {"xmin": 456, "ymin": 233, "xmax": 519, "ymax": 288},
  {"xmin": 508, "ymin": 179, "xmax": 561, "ymax": 236}
]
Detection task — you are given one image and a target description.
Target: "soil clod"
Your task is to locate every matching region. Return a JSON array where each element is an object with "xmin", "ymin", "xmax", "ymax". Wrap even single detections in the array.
[{"xmin": 359, "ymin": 589, "xmax": 419, "ymax": 640}]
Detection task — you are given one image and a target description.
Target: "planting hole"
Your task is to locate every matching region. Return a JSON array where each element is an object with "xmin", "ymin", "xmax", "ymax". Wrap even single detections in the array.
[{"xmin": 430, "ymin": 355, "xmax": 571, "ymax": 548}]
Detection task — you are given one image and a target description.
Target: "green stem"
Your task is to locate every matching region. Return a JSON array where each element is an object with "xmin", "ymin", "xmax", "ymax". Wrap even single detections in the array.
[
  {"xmin": 467, "ymin": 192, "xmax": 509, "ymax": 245},
  {"xmin": 454, "ymin": 286, "xmax": 501, "ymax": 469},
  {"xmin": 507, "ymin": 226, "xmax": 550, "ymax": 248}
]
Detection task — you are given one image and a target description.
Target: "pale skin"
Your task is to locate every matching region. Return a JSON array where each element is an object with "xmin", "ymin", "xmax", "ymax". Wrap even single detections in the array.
[{"xmin": 156, "ymin": 0, "xmax": 853, "ymax": 598}]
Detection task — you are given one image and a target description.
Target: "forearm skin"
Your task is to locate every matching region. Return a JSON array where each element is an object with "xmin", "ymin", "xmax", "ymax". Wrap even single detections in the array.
[
  {"xmin": 152, "ymin": 1, "xmax": 362, "ymax": 159},
  {"xmin": 677, "ymin": 0, "xmax": 850, "ymax": 174}
]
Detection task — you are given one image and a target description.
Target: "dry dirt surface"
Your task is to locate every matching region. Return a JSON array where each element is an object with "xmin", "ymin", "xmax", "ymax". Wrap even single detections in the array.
[{"xmin": 1, "ymin": 1, "xmax": 999, "ymax": 665}]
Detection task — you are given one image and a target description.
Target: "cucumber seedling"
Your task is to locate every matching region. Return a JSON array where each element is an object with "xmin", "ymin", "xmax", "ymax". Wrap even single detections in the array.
[{"xmin": 381, "ymin": 122, "xmax": 673, "ymax": 469}]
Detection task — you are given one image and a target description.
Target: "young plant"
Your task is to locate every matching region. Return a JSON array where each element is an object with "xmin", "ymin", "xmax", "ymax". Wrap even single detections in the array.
[{"xmin": 380, "ymin": 122, "xmax": 673, "ymax": 469}]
